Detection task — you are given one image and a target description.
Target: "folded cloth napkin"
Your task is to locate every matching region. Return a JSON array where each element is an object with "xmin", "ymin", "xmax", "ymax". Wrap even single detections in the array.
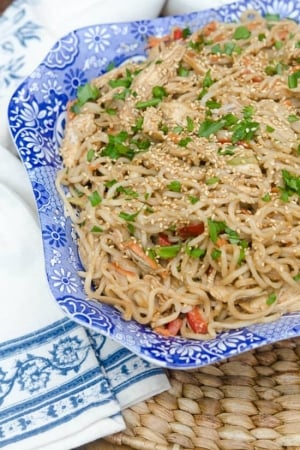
[
  {"xmin": 0, "ymin": 145, "xmax": 170, "ymax": 450},
  {"xmin": 0, "ymin": 1, "xmax": 170, "ymax": 449}
]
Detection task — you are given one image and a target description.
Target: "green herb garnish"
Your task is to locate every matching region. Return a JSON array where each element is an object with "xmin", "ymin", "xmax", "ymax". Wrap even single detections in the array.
[
  {"xmin": 185, "ymin": 246, "xmax": 206, "ymax": 258},
  {"xmin": 87, "ymin": 148, "xmax": 95, "ymax": 162},
  {"xmin": 211, "ymin": 248, "xmax": 222, "ymax": 260},
  {"xmin": 288, "ymin": 71, "xmax": 300, "ymax": 89},
  {"xmin": 233, "ymin": 25, "xmax": 251, "ymax": 40},
  {"xmin": 88, "ymin": 191, "xmax": 102, "ymax": 207},
  {"xmin": 167, "ymin": 181, "xmax": 182, "ymax": 192},
  {"xmin": 155, "ymin": 244, "xmax": 181, "ymax": 259},
  {"xmin": 266, "ymin": 293, "xmax": 277, "ymax": 305},
  {"xmin": 135, "ymin": 98, "xmax": 161, "ymax": 109},
  {"xmin": 71, "ymin": 83, "xmax": 100, "ymax": 113},
  {"xmin": 91, "ymin": 225, "xmax": 103, "ymax": 232},
  {"xmin": 119, "ymin": 211, "xmax": 140, "ymax": 222}
]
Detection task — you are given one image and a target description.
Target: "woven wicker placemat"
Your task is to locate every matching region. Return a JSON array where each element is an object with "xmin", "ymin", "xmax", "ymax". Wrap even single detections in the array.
[{"xmin": 94, "ymin": 337, "xmax": 300, "ymax": 450}]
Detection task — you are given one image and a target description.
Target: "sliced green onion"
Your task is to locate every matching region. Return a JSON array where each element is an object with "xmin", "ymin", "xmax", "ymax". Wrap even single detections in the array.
[
  {"xmin": 91, "ymin": 225, "xmax": 103, "ymax": 232},
  {"xmin": 198, "ymin": 118, "xmax": 225, "ymax": 138},
  {"xmin": 233, "ymin": 25, "xmax": 251, "ymax": 40},
  {"xmin": 135, "ymin": 98, "xmax": 161, "ymax": 109},
  {"xmin": 152, "ymin": 85, "xmax": 167, "ymax": 99},
  {"xmin": 185, "ymin": 246, "xmax": 206, "ymax": 258},
  {"xmin": 266, "ymin": 293, "xmax": 277, "ymax": 305},
  {"xmin": 87, "ymin": 148, "xmax": 95, "ymax": 162},
  {"xmin": 206, "ymin": 177, "xmax": 220, "ymax": 185},
  {"xmin": 156, "ymin": 244, "xmax": 181, "ymax": 259},
  {"xmin": 211, "ymin": 248, "xmax": 222, "ymax": 260},
  {"xmin": 88, "ymin": 191, "xmax": 102, "ymax": 207},
  {"xmin": 119, "ymin": 211, "xmax": 139, "ymax": 222}
]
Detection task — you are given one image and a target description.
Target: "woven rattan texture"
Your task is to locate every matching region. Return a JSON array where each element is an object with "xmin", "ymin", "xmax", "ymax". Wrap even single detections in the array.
[{"xmin": 104, "ymin": 338, "xmax": 300, "ymax": 450}]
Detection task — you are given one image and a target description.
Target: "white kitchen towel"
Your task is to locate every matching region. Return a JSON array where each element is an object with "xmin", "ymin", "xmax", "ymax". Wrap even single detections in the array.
[
  {"xmin": 0, "ymin": 145, "xmax": 170, "ymax": 450},
  {"xmin": 0, "ymin": 0, "xmax": 165, "ymax": 153}
]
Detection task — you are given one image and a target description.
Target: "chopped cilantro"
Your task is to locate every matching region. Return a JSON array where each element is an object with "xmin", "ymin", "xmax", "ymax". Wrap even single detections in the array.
[
  {"xmin": 105, "ymin": 179, "xmax": 118, "ymax": 188},
  {"xmin": 116, "ymin": 186, "xmax": 139, "ymax": 198},
  {"xmin": 101, "ymin": 131, "xmax": 135, "ymax": 160},
  {"xmin": 262, "ymin": 193, "xmax": 271, "ymax": 202},
  {"xmin": 108, "ymin": 69, "xmax": 132, "ymax": 89},
  {"xmin": 186, "ymin": 116, "xmax": 195, "ymax": 132},
  {"xmin": 71, "ymin": 83, "xmax": 100, "ymax": 113},
  {"xmin": 188, "ymin": 195, "xmax": 199, "ymax": 204},
  {"xmin": 167, "ymin": 181, "xmax": 182, "ymax": 192},
  {"xmin": 266, "ymin": 293, "xmax": 277, "ymax": 305},
  {"xmin": 266, "ymin": 125, "xmax": 275, "ymax": 133},
  {"xmin": 203, "ymin": 69, "xmax": 214, "ymax": 88},
  {"xmin": 265, "ymin": 13, "xmax": 280, "ymax": 21},
  {"xmin": 177, "ymin": 65, "xmax": 190, "ymax": 77},
  {"xmin": 233, "ymin": 25, "xmax": 251, "ymax": 40},
  {"xmin": 211, "ymin": 248, "xmax": 222, "ymax": 260},
  {"xmin": 281, "ymin": 169, "xmax": 300, "ymax": 196},
  {"xmin": 288, "ymin": 114, "xmax": 299, "ymax": 123},
  {"xmin": 288, "ymin": 71, "xmax": 300, "ymax": 89},
  {"xmin": 178, "ymin": 137, "xmax": 192, "ymax": 147}
]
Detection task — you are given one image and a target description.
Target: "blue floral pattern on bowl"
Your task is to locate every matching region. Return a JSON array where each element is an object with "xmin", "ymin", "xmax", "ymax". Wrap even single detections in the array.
[{"xmin": 8, "ymin": 0, "xmax": 300, "ymax": 369}]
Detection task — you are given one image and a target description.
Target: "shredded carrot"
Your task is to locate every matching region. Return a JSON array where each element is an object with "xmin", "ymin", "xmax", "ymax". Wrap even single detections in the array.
[
  {"xmin": 246, "ymin": 21, "xmax": 260, "ymax": 31},
  {"xmin": 216, "ymin": 237, "xmax": 227, "ymax": 247},
  {"xmin": 147, "ymin": 35, "xmax": 169, "ymax": 48},
  {"xmin": 154, "ymin": 327, "xmax": 172, "ymax": 337},
  {"xmin": 123, "ymin": 241, "xmax": 159, "ymax": 270},
  {"xmin": 213, "ymin": 33, "xmax": 226, "ymax": 42},
  {"xmin": 277, "ymin": 27, "xmax": 289, "ymax": 40},
  {"xmin": 167, "ymin": 132, "xmax": 181, "ymax": 143},
  {"xmin": 283, "ymin": 99, "xmax": 292, "ymax": 107},
  {"xmin": 110, "ymin": 262, "xmax": 138, "ymax": 280},
  {"xmin": 66, "ymin": 100, "xmax": 76, "ymax": 121},
  {"xmin": 203, "ymin": 21, "xmax": 217, "ymax": 36},
  {"xmin": 271, "ymin": 186, "xmax": 280, "ymax": 193}
]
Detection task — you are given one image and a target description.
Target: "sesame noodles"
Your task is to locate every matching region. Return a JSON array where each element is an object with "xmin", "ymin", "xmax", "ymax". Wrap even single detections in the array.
[{"xmin": 56, "ymin": 11, "xmax": 300, "ymax": 339}]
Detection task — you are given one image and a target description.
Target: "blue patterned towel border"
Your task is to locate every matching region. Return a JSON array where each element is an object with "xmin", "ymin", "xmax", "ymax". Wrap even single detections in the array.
[{"xmin": 0, "ymin": 318, "xmax": 121, "ymax": 448}]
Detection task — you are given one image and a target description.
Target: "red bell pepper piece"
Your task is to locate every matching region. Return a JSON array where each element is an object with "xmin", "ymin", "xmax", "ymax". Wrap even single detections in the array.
[
  {"xmin": 186, "ymin": 307, "xmax": 208, "ymax": 334},
  {"xmin": 158, "ymin": 233, "xmax": 172, "ymax": 246},
  {"xmin": 178, "ymin": 222, "xmax": 205, "ymax": 239}
]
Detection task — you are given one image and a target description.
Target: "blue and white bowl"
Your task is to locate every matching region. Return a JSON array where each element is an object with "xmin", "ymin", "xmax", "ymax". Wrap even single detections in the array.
[{"xmin": 8, "ymin": 0, "xmax": 300, "ymax": 369}]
